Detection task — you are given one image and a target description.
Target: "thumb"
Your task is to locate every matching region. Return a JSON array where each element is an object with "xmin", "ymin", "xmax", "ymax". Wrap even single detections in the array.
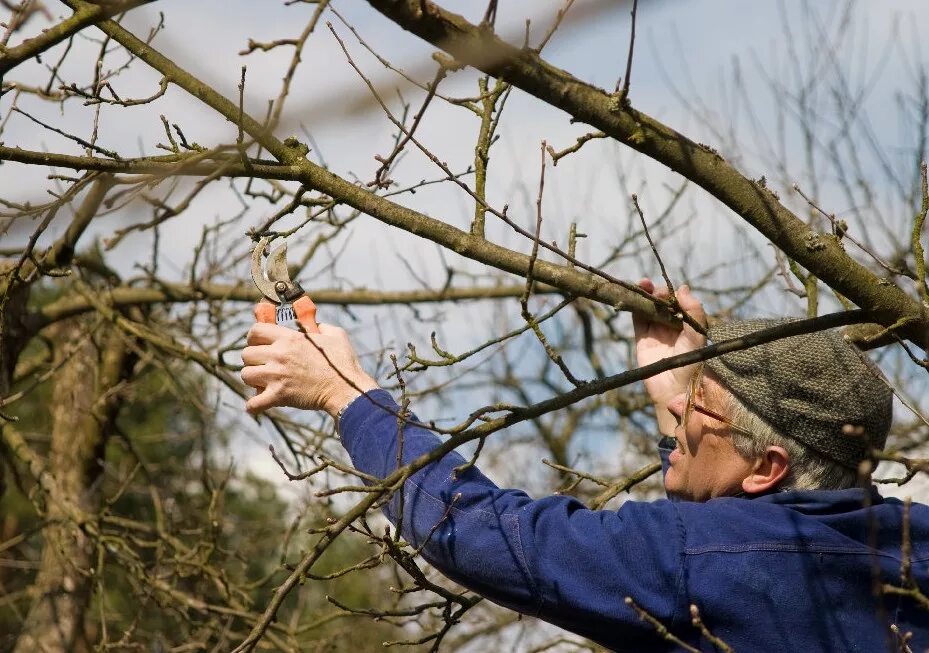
[{"xmin": 676, "ymin": 285, "xmax": 707, "ymax": 328}]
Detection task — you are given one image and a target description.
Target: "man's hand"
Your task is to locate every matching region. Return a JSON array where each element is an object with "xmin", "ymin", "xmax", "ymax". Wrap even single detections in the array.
[
  {"xmin": 632, "ymin": 279, "xmax": 707, "ymax": 436},
  {"xmin": 241, "ymin": 320, "xmax": 379, "ymax": 418}
]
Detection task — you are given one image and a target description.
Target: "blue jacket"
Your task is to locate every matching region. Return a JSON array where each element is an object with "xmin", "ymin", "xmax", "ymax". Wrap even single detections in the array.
[{"xmin": 339, "ymin": 390, "xmax": 929, "ymax": 652}]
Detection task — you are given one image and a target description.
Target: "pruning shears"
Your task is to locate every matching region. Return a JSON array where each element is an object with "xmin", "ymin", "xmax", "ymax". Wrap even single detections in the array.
[{"xmin": 250, "ymin": 235, "xmax": 319, "ymax": 332}]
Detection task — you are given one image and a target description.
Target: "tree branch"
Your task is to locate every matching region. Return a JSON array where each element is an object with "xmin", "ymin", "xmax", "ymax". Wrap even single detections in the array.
[
  {"xmin": 365, "ymin": 0, "xmax": 928, "ymax": 350},
  {"xmin": 30, "ymin": 281, "xmax": 560, "ymax": 328},
  {"xmin": 34, "ymin": 3, "xmax": 682, "ymax": 329},
  {"xmin": 43, "ymin": 173, "xmax": 114, "ymax": 269},
  {"xmin": 0, "ymin": 0, "xmax": 151, "ymax": 78}
]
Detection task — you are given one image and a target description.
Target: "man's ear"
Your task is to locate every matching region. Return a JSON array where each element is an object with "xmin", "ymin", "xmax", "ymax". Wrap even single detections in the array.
[{"xmin": 742, "ymin": 446, "xmax": 790, "ymax": 494}]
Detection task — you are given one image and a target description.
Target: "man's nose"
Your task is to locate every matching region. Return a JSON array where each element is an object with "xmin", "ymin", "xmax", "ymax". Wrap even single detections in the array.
[{"xmin": 666, "ymin": 393, "xmax": 687, "ymax": 419}]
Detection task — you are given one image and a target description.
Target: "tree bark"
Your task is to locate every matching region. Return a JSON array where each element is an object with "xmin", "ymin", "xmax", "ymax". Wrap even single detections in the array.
[
  {"xmin": 0, "ymin": 264, "xmax": 33, "ymax": 504},
  {"xmin": 13, "ymin": 323, "xmax": 131, "ymax": 653}
]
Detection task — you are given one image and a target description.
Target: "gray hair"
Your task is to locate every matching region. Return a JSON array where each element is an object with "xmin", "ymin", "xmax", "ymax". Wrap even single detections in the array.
[{"xmin": 724, "ymin": 392, "xmax": 858, "ymax": 491}]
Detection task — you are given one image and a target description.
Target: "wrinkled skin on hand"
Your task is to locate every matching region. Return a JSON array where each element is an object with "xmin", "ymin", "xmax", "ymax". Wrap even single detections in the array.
[
  {"xmin": 240, "ymin": 321, "xmax": 379, "ymax": 418},
  {"xmin": 632, "ymin": 278, "xmax": 707, "ymax": 436}
]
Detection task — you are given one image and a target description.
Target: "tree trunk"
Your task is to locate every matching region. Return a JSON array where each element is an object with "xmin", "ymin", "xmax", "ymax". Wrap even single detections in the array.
[
  {"xmin": 0, "ymin": 263, "xmax": 33, "ymax": 497},
  {"xmin": 13, "ymin": 322, "xmax": 131, "ymax": 653}
]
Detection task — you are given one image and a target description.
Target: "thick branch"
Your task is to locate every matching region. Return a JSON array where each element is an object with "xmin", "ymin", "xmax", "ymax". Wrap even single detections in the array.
[
  {"xmin": 43, "ymin": 173, "xmax": 114, "ymax": 268},
  {"xmin": 4, "ymin": 137, "xmax": 671, "ymax": 324},
  {"xmin": 365, "ymin": 0, "xmax": 928, "ymax": 350},
  {"xmin": 0, "ymin": 1, "xmax": 150, "ymax": 78},
  {"xmin": 0, "ymin": 145, "xmax": 301, "ymax": 179},
  {"xmin": 41, "ymin": 4, "xmax": 680, "ymax": 328},
  {"xmin": 30, "ymin": 282, "xmax": 559, "ymax": 328}
]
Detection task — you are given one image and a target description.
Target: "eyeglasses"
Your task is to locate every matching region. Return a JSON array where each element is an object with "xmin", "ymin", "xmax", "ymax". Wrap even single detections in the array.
[{"xmin": 682, "ymin": 364, "xmax": 755, "ymax": 438}]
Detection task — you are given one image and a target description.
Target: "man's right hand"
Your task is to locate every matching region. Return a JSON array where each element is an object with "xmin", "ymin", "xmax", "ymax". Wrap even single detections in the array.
[
  {"xmin": 241, "ymin": 320, "xmax": 379, "ymax": 418},
  {"xmin": 632, "ymin": 279, "xmax": 707, "ymax": 436}
]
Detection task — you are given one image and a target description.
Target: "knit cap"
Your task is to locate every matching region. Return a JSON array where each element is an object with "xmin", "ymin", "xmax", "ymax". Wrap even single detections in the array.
[{"xmin": 705, "ymin": 318, "xmax": 892, "ymax": 468}]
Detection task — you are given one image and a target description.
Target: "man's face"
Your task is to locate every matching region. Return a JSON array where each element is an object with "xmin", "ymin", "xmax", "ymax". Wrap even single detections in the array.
[{"xmin": 663, "ymin": 369, "xmax": 756, "ymax": 502}]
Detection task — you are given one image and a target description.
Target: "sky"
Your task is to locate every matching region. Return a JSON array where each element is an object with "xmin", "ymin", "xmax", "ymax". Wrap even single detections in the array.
[{"xmin": 1, "ymin": 0, "xmax": 927, "ymax": 496}]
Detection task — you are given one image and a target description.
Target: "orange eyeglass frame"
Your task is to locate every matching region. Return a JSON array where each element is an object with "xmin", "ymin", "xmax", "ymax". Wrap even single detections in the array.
[{"xmin": 682, "ymin": 363, "xmax": 755, "ymax": 438}]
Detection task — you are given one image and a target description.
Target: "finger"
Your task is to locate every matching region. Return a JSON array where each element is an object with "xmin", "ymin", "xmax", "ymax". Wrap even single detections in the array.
[
  {"xmin": 247, "ymin": 322, "xmax": 286, "ymax": 346},
  {"xmin": 632, "ymin": 306, "xmax": 666, "ymax": 341},
  {"xmin": 242, "ymin": 344, "xmax": 273, "ymax": 366},
  {"xmin": 317, "ymin": 323, "xmax": 346, "ymax": 337},
  {"xmin": 632, "ymin": 306, "xmax": 649, "ymax": 340},
  {"xmin": 246, "ymin": 386, "xmax": 279, "ymax": 415},
  {"xmin": 241, "ymin": 361, "xmax": 277, "ymax": 390},
  {"xmin": 632, "ymin": 278, "xmax": 668, "ymax": 340},
  {"xmin": 637, "ymin": 277, "xmax": 655, "ymax": 294},
  {"xmin": 293, "ymin": 296, "xmax": 320, "ymax": 334},
  {"xmin": 676, "ymin": 285, "xmax": 707, "ymax": 328},
  {"xmin": 254, "ymin": 301, "xmax": 276, "ymax": 324},
  {"xmin": 240, "ymin": 364, "xmax": 272, "ymax": 389},
  {"xmin": 633, "ymin": 279, "xmax": 655, "ymax": 339},
  {"xmin": 241, "ymin": 374, "xmax": 260, "ymax": 392}
]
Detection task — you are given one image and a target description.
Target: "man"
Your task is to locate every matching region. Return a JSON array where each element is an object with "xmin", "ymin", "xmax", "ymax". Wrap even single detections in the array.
[{"xmin": 241, "ymin": 281, "xmax": 929, "ymax": 652}]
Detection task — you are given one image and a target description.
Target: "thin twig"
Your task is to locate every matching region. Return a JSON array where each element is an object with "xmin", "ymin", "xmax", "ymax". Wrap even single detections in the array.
[
  {"xmin": 632, "ymin": 193, "xmax": 674, "ymax": 296},
  {"xmin": 520, "ymin": 141, "xmax": 584, "ymax": 387},
  {"xmin": 11, "ymin": 106, "xmax": 121, "ymax": 159},
  {"xmin": 546, "ymin": 131, "xmax": 606, "ymax": 166},
  {"xmin": 325, "ymin": 22, "xmax": 685, "ymax": 327},
  {"xmin": 618, "ymin": 0, "xmax": 638, "ymax": 102},
  {"xmin": 793, "ymin": 183, "xmax": 910, "ymax": 278},
  {"xmin": 690, "ymin": 604, "xmax": 734, "ymax": 653},
  {"xmin": 625, "ymin": 597, "xmax": 699, "ymax": 653},
  {"xmin": 912, "ymin": 161, "xmax": 928, "ymax": 300}
]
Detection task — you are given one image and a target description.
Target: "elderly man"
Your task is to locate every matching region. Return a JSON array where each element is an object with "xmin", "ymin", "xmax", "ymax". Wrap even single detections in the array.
[{"xmin": 241, "ymin": 281, "xmax": 929, "ymax": 652}]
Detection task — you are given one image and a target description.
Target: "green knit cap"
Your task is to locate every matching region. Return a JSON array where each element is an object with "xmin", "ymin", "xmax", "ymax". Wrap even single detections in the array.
[{"xmin": 705, "ymin": 318, "xmax": 892, "ymax": 469}]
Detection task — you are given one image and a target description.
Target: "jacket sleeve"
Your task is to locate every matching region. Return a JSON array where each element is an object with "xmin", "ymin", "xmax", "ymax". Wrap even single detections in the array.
[{"xmin": 338, "ymin": 390, "xmax": 689, "ymax": 649}]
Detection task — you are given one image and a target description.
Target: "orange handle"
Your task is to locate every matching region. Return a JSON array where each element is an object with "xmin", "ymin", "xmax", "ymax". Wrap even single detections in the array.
[
  {"xmin": 292, "ymin": 296, "xmax": 320, "ymax": 334},
  {"xmin": 254, "ymin": 301, "xmax": 276, "ymax": 324},
  {"xmin": 253, "ymin": 296, "xmax": 320, "ymax": 333}
]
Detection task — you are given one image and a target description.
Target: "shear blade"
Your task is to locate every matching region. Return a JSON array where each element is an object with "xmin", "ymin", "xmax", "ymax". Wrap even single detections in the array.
[
  {"xmin": 266, "ymin": 243, "xmax": 294, "ymax": 287},
  {"xmin": 251, "ymin": 236, "xmax": 281, "ymax": 302}
]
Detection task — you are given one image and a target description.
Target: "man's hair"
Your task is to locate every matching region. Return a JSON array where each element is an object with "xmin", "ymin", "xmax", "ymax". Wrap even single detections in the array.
[{"xmin": 723, "ymin": 392, "xmax": 858, "ymax": 491}]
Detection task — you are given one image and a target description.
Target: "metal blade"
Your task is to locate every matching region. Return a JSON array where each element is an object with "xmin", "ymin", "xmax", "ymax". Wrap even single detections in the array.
[
  {"xmin": 265, "ymin": 242, "xmax": 293, "ymax": 286},
  {"xmin": 250, "ymin": 236, "xmax": 279, "ymax": 302}
]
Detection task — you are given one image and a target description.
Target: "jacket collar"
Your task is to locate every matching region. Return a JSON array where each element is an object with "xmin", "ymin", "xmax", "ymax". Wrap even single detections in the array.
[{"xmin": 747, "ymin": 486, "xmax": 884, "ymax": 513}]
